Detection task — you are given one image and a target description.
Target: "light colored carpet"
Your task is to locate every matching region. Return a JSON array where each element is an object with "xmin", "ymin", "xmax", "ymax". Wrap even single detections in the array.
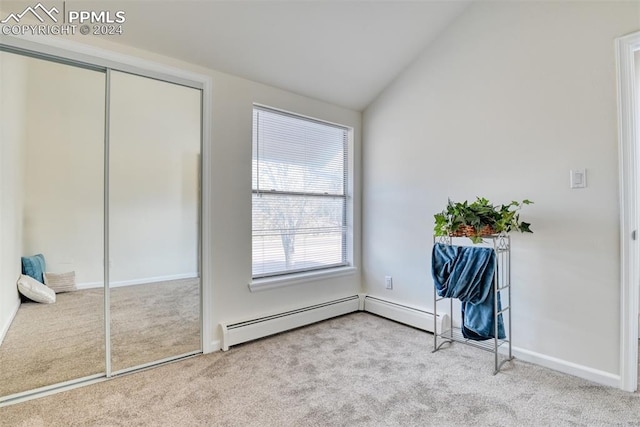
[
  {"xmin": 110, "ymin": 278, "xmax": 200, "ymax": 372},
  {"xmin": 1, "ymin": 312, "xmax": 639, "ymax": 426},
  {"xmin": 0, "ymin": 278, "xmax": 200, "ymax": 397}
]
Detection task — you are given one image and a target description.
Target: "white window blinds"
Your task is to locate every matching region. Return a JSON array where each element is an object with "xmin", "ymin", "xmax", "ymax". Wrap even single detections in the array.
[{"xmin": 252, "ymin": 106, "xmax": 349, "ymax": 278}]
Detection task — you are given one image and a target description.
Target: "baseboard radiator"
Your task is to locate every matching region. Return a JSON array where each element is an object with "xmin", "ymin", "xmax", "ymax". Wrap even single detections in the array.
[
  {"xmin": 220, "ymin": 295, "xmax": 361, "ymax": 351},
  {"xmin": 363, "ymin": 296, "xmax": 450, "ymax": 335}
]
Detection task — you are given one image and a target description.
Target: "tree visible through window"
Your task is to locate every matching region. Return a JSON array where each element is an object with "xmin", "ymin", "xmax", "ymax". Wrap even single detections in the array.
[{"xmin": 252, "ymin": 106, "xmax": 349, "ymax": 278}]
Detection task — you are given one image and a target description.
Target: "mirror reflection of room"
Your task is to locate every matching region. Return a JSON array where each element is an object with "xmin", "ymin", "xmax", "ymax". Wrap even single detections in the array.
[
  {"xmin": 0, "ymin": 52, "xmax": 203, "ymax": 400},
  {"xmin": 108, "ymin": 71, "xmax": 201, "ymax": 373},
  {"xmin": 0, "ymin": 51, "xmax": 106, "ymax": 397}
]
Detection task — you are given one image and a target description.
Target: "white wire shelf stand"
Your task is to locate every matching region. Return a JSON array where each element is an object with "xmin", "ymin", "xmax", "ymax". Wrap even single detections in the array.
[{"xmin": 432, "ymin": 233, "xmax": 513, "ymax": 374}]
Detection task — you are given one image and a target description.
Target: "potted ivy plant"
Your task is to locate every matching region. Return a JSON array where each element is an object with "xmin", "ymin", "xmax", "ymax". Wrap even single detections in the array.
[{"xmin": 433, "ymin": 197, "xmax": 533, "ymax": 243}]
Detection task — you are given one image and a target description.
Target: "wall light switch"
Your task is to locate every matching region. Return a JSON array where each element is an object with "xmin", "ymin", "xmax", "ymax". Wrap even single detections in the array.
[{"xmin": 570, "ymin": 169, "xmax": 586, "ymax": 189}]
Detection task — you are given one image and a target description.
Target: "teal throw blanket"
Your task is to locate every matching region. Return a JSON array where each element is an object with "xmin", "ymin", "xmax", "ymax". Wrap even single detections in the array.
[{"xmin": 431, "ymin": 243, "xmax": 505, "ymax": 341}]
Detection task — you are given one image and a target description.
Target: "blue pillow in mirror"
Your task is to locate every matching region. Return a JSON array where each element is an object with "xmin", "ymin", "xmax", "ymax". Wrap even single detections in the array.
[{"xmin": 21, "ymin": 254, "xmax": 46, "ymax": 284}]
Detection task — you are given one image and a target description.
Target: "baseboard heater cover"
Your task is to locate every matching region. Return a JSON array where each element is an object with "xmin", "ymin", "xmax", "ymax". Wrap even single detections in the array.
[
  {"xmin": 364, "ymin": 296, "xmax": 450, "ymax": 334},
  {"xmin": 219, "ymin": 295, "xmax": 360, "ymax": 351}
]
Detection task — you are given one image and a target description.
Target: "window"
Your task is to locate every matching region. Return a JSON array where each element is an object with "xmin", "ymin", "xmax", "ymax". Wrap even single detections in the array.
[{"xmin": 252, "ymin": 105, "xmax": 350, "ymax": 279}]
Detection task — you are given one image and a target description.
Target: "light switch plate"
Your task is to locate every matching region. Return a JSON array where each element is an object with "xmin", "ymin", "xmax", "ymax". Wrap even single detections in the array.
[{"xmin": 570, "ymin": 169, "xmax": 586, "ymax": 189}]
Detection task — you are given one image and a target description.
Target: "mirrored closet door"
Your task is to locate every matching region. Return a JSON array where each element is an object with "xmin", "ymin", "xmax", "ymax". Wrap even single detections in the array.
[
  {"xmin": 108, "ymin": 71, "xmax": 202, "ymax": 373},
  {"xmin": 0, "ymin": 48, "xmax": 203, "ymax": 403},
  {"xmin": 0, "ymin": 51, "xmax": 106, "ymax": 397}
]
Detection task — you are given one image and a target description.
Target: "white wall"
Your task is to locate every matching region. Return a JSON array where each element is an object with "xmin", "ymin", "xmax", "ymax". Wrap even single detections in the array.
[
  {"xmin": 55, "ymin": 36, "xmax": 363, "ymax": 348},
  {"xmin": 363, "ymin": 1, "xmax": 638, "ymax": 378},
  {"xmin": 205, "ymin": 61, "xmax": 362, "ymax": 334},
  {"xmin": 20, "ymin": 60, "xmax": 200, "ymax": 286},
  {"xmin": 23, "ymin": 58, "xmax": 105, "ymax": 285},
  {"xmin": 109, "ymin": 71, "xmax": 200, "ymax": 284},
  {"xmin": 0, "ymin": 52, "xmax": 26, "ymax": 343}
]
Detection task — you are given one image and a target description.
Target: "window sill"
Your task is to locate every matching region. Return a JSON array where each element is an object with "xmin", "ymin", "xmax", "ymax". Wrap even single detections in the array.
[{"xmin": 249, "ymin": 266, "xmax": 358, "ymax": 292}]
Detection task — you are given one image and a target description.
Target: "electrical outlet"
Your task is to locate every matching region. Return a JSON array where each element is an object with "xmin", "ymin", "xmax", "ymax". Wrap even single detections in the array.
[{"xmin": 385, "ymin": 276, "xmax": 393, "ymax": 290}]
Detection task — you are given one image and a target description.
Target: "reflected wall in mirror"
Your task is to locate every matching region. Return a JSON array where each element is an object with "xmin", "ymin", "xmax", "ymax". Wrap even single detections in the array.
[
  {"xmin": 108, "ymin": 71, "xmax": 201, "ymax": 372},
  {"xmin": 0, "ymin": 51, "xmax": 105, "ymax": 397}
]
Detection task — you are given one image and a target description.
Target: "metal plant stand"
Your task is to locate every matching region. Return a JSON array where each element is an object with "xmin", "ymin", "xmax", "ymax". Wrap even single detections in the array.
[{"xmin": 432, "ymin": 234, "xmax": 513, "ymax": 374}]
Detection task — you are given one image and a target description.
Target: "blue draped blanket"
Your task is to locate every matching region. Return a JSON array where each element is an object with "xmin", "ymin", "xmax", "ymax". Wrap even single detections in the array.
[{"xmin": 431, "ymin": 243, "xmax": 505, "ymax": 340}]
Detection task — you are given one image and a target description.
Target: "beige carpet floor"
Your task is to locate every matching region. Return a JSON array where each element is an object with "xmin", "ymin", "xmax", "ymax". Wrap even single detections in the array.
[
  {"xmin": 0, "ymin": 278, "xmax": 200, "ymax": 397},
  {"xmin": 2, "ymin": 312, "xmax": 640, "ymax": 426}
]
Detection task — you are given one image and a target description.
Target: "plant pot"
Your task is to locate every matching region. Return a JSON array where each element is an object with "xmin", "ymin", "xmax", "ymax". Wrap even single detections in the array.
[{"xmin": 449, "ymin": 225, "xmax": 496, "ymax": 238}]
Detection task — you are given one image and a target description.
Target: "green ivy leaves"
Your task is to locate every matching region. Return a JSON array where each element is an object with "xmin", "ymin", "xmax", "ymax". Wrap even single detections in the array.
[{"xmin": 433, "ymin": 197, "xmax": 533, "ymax": 243}]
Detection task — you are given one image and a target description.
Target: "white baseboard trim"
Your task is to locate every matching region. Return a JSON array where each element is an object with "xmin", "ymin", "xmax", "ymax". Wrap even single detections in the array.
[
  {"xmin": 76, "ymin": 273, "xmax": 199, "ymax": 290},
  {"xmin": 510, "ymin": 346, "xmax": 620, "ymax": 388},
  {"xmin": 0, "ymin": 297, "xmax": 21, "ymax": 346},
  {"xmin": 363, "ymin": 296, "xmax": 450, "ymax": 335}
]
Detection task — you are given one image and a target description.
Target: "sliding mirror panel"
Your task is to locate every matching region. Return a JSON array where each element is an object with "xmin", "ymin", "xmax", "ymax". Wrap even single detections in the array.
[
  {"xmin": 108, "ymin": 71, "xmax": 201, "ymax": 373},
  {"xmin": 0, "ymin": 51, "xmax": 106, "ymax": 398}
]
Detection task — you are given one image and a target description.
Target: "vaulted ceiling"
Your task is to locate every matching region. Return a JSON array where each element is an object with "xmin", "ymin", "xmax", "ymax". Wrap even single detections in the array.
[{"xmin": 3, "ymin": 1, "xmax": 471, "ymax": 111}]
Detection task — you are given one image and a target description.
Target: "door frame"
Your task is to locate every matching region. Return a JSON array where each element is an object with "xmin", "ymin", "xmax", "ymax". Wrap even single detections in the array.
[{"xmin": 616, "ymin": 30, "xmax": 640, "ymax": 392}]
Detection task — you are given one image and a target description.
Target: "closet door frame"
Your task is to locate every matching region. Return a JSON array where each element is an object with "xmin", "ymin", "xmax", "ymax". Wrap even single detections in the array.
[{"xmin": 0, "ymin": 34, "xmax": 214, "ymax": 400}]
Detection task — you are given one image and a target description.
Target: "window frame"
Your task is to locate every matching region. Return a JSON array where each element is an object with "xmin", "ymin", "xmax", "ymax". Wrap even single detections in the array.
[{"xmin": 250, "ymin": 104, "xmax": 355, "ymax": 290}]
